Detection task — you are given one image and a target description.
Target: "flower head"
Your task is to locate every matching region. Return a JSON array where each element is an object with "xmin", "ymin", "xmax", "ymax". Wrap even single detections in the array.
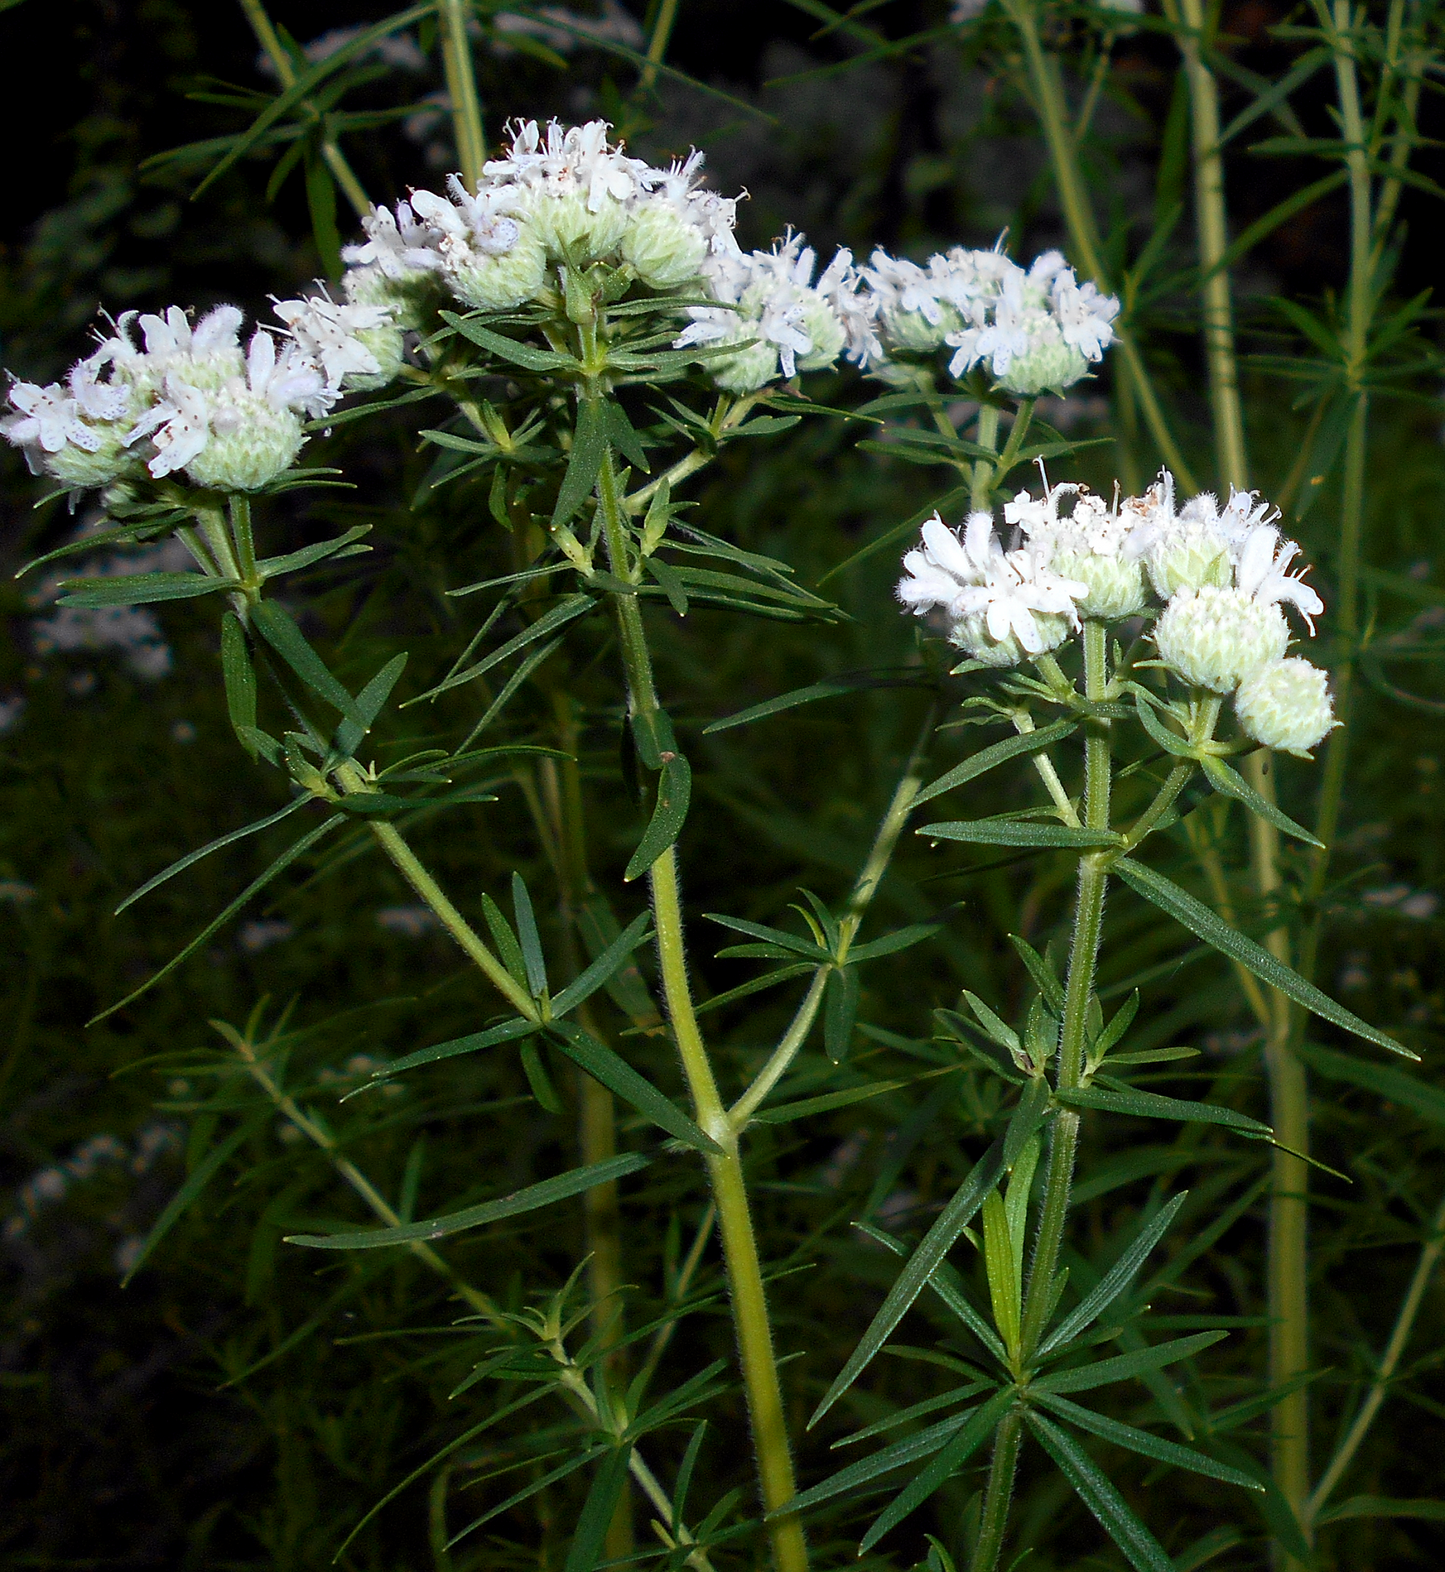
[{"xmin": 1234, "ymin": 657, "xmax": 1336, "ymax": 754}]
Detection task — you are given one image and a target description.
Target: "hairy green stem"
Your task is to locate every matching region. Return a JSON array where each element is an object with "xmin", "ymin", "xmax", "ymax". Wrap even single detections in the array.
[
  {"xmin": 237, "ymin": 0, "xmax": 370, "ymax": 218},
  {"xmin": 439, "ymin": 0, "xmax": 487, "ymax": 191},
  {"xmin": 594, "ymin": 448, "xmax": 809, "ymax": 1572},
  {"xmin": 972, "ymin": 405, "xmax": 1001, "ymax": 511},
  {"xmin": 639, "ymin": 0, "xmax": 680, "ymax": 89},
  {"xmin": 970, "ymin": 1408, "xmax": 1024, "ymax": 1572}
]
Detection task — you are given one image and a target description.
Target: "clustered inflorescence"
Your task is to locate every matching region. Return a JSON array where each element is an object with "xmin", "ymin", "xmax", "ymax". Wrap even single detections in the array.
[
  {"xmin": 4, "ymin": 119, "xmax": 1122, "ymax": 494},
  {"xmin": 898, "ymin": 472, "xmax": 1336, "ymax": 755}
]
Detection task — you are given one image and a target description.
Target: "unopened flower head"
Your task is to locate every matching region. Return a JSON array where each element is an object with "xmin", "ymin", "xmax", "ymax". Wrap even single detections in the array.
[
  {"xmin": 897, "ymin": 510, "xmax": 1084, "ymax": 665},
  {"xmin": 1005, "ymin": 479, "xmax": 1147, "ymax": 621},
  {"xmin": 1234, "ymin": 657, "xmax": 1336, "ymax": 755},
  {"xmin": 1154, "ymin": 584, "xmax": 1290, "ymax": 693}
]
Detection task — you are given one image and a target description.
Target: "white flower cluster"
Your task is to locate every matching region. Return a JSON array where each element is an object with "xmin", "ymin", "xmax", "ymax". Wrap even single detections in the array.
[
  {"xmin": 341, "ymin": 119, "xmax": 744, "ymax": 322},
  {"xmin": 3, "ymin": 294, "xmax": 397, "ymax": 495},
  {"xmin": 899, "ymin": 470, "xmax": 1336, "ymax": 754},
  {"xmin": 860, "ymin": 246, "xmax": 1120, "ymax": 395}
]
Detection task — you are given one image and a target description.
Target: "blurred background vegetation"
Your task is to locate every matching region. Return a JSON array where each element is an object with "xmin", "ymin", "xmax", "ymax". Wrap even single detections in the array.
[{"xmin": 2, "ymin": 2, "xmax": 1444, "ymax": 1568}]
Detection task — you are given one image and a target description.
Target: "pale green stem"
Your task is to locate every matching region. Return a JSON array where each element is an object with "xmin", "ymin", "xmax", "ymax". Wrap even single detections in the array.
[
  {"xmin": 730, "ymin": 971, "xmax": 830, "ymax": 1131},
  {"xmin": 639, "ymin": 0, "xmax": 680, "ymax": 89},
  {"xmin": 237, "ymin": 0, "xmax": 370, "ymax": 218},
  {"xmin": 1012, "ymin": 707, "xmax": 1080, "ymax": 826},
  {"xmin": 970, "ymin": 1408, "xmax": 1024, "ymax": 1572},
  {"xmin": 1307, "ymin": 1185, "xmax": 1445, "ymax": 1522},
  {"xmin": 972, "ymin": 405, "xmax": 1001, "ymax": 511},
  {"xmin": 594, "ymin": 447, "xmax": 809, "ymax": 1572},
  {"xmin": 1004, "ymin": 0, "xmax": 1196, "ymax": 490},
  {"xmin": 439, "ymin": 0, "xmax": 487, "ymax": 191}
]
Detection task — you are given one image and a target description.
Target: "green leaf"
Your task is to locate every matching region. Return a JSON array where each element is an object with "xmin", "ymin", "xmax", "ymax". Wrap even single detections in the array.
[
  {"xmin": 250, "ymin": 599, "xmax": 361, "ymax": 723},
  {"xmin": 357, "ymin": 1018, "xmax": 537, "ymax": 1082},
  {"xmin": 1039, "ymin": 1195, "xmax": 1188, "ymax": 1357},
  {"xmin": 1035, "ymin": 1332, "xmax": 1227, "ymax": 1395},
  {"xmin": 645, "ymin": 554, "xmax": 689, "ymax": 615},
  {"xmin": 286, "ymin": 1152, "xmax": 651, "ymax": 1249},
  {"xmin": 706, "ymin": 913, "xmax": 829, "ymax": 962},
  {"xmin": 440, "ymin": 312, "xmax": 577, "ymax": 372},
  {"xmin": 857, "ymin": 1391, "xmax": 1017, "ymax": 1552},
  {"xmin": 782, "ymin": 1407, "xmax": 989, "ymax": 1515},
  {"xmin": 1089, "ymin": 991, "xmax": 1140, "ymax": 1064},
  {"xmin": 115, "ymin": 795, "xmax": 310, "ymax": 915},
  {"xmin": 1027, "ymin": 1412, "xmax": 1176, "ymax": 1572},
  {"xmin": 624, "ymin": 753, "xmax": 692, "ymax": 882},
  {"xmin": 1003, "ymin": 1078, "xmax": 1054, "ymax": 1170},
  {"xmin": 920, "ymin": 820, "xmax": 1119, "ymax": 850},
  {"xmin": 1012, "ymin": 935, "xmax": 1066, "ymax": 1013},
  {"xmin": 255, "ymin": 525, "xmax": 373, "ymax": 582},
  {"xmin": 564, "ymin": 1447, "xmax": 634, "ymax": 1572},
  {"xmin": 1035, "ymin": 1394, "xmax": 1263, "ymax": 1491},
  {"xmin": 1055, "ymin": 1084, "xmax": 1272, "ymax": 1135},
  {"xmin": 750, "ymin": 1079, "xmax": 910, "ymax": 1124},
  {"xmin": 810, "ymin": 1139, "xmax": 1004, "ymax": 1427},
  {"xmin": 914, "ymin": 721, "xmax": 1078, "ymax": 808},
  {"xmin": 824, "ymin": 965, "xmax": 860, "ymax": 1063},
  {"xmin": 1112, "ymin": 857, "xmax": 1413, "ymax": 1058},
  {"xmin": 220, "ymin": 612, "xmax": 259, "ymax": 754},
  {"xmin": 602, "ymin": 400, "xmax": 650, "ymax": 472},
  {"xmin": 1200, "ymin": 755, "xmax": 1324, "ymax": 847},
  {"xmin": 961, "ymin": 991, "xmax": 1023, "ymax": 1057},
  {"xmin": 553, "ymin": 398, "xmax": 609, "ymax": 531},
  {"xmin": 1297, "ymin": 1042, "xmax": 1445, "ymax": 1128},
  {"xmin": 90, "ymin": 813, "xmax": 345, "ymax": 1026},
  {"xmin": 846, "ymin": 922, "xmax": 942, "ymax": 963},
  {"xmin": 416, "ymin": 594, "xmax": 595, "ymax": 702},
  {"xmin": 546, "ymin": 1021, "xmax": 722, "ymax": 1154},
  {"xmin": 1132, "ymin": 692, "xmax": 1199, "ymax": 757},
  {"xmin": 1317, "ymin": 1496, "xmax": 1445, "ymax": 1525},
  {"xmin": 121, "ymin": 1111, "xmax": 269, "ymax": 1284},
  {"xmin": 511, "ymin": 872, "xmax": 548, "ymax": 999},
  {"xmin": 334, "ymin": 653, "xmax": 407, "ymax": 759},
  {"xmin": 57, "ymin": 570, "xmax": 235, "ymax": 608},
  {"xmin": 519, "ymin": 1039, "xmax": 563, "ymax": 1114},
  {"xmin": 551, "ymin": 911, "xmax": 653, "ymax": 1019},
  {"xmin": 447, "ymin": 1445, "xmax": 607, "ymax": 1551}
]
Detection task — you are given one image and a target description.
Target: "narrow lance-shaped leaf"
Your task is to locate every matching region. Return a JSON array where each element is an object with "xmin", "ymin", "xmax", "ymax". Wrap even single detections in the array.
[
  {"xmin": 551, "ymin": 910, "xmax": 653, "ymax": 1019},
  {"xmin": 1027, "ymin": 1412, "xmax": 1176, "ymax": 1572},
  {"xmin": 921, "ymin": 820, "xmax": 1119, "ymax": 849},
  {"xmin": 353, "ymin": 1017, "xmax": 537, "ymax": 1086},
  {"xmin": 250, "ymin": 599, "xmax": 362, "ymax": 723},
  {"xmin": 1297, "ymin": 1042, "xmax": 1445, "ymax": 1128},
  {"xmin": 810, "ymin": 1138, "xmax": 1004, "ymax": 1427},
  {"xmin": 564, "ymin": 1446, "xmax": 635, "ymax": 1572},
  {"xmin": 1055, "ymin": 1084, "xmax": 1272, "ymax": 1135},
  {"xmin": 1034, "ymin": 1393, "xmax": 1263, "ymax": 1490},
  {"xmin": 116, "ymin": 795, "xmax": 310, "ymax": 915},
  {"xmin": 1039, "ymin": 1194, "xmax": 1188, "ymax": 1356},
  {"xmin": 439, "ymin": 311, "xmax": 578, "ymax": 372},
  {"xmin": 553, "ymin": 397, "xmax": 609, "ymax": 531},
  {"xmin": 334, "ymin": 652, "xmax": 407, "ymax": 759},
  {"xmin": 91, "ymin": 813, "xmax": 345, "ymax": 1025},
  {"xmin": 1112, "ymin": 856, "xmax": 1413, "ymax": 1057},
  {"xmin": 1034, "ymin": 1331, "xmax": 1227, "ymax": 1395},
  {"xmin": 1200, "ymin": 754, "xmax": 1323, "ymax": 847},
  {"xmin": 220, "ymin": 611, "xmax": 258, "ymax": 753},
  {"xmin": 913, "ymin": 720, "xmax": 1078, "ymax": 807},
  {"xmin": 857, "ymin": 1391, "xmax": 1018, "ymax": 1553},
  {"xmin": 546, "ymin": 1021, "xmax": 722, "ymax": 1154},
  {"xmin": 625, "ymin": 752, "xmax": 691, "ymax": 882},
  {"xmin": 511, "ymin": 872, "xmax": 548, "ymax": 998},
  {"xmin": 57, "ymin": 570, "xmax": 237, "ymax": 608},
  {"xmin": 286, "ymin": 1151, "xmax": 652, "ymax": 1249},
  {"xmin": 824, "ymin": 965, "xmax": 859, "ymax": 1063},
  {"xmin": 414, "ymin": 594, "xmax": 596, "ymax": 702}
]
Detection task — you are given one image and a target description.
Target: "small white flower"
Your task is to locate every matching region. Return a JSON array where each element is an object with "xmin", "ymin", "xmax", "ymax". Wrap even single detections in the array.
[
  {"xmin": 1233, "ymin": 524, "xmax": 1324, "ymax": 633},
  {"xmin": 271, "ymin": 289, "xmax": 394, "ymax": 393}
]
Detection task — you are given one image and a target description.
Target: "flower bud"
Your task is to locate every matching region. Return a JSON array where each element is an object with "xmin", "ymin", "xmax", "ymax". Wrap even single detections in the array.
[
  {"xmin": 447, "ymin": 228, "xmax": 548, "ymax": 312},
  {"xmin": 1047, "ymin": 548, "xmax": 1146, "ymax": 622},
  {"xmin": 621, "ymin": 203, "xmax": 707, "ymax": 289},
  {"xmin": 343, "ymin": 262, "xmax": 436, "ymax": 334},
  {"xmin": 527, "ymin": 191, "xmax": 630, "ymax": 264},
  {"xmin": 995, "ymin": 326, "xmax": 1089, "ymax": 396},
  {"xmin": 1234, "ymin": 657, "xmax": 1336, "ymax": 755},
  {"xmin": 184, "ymin": 394, "xmax": 305, "ymax": 492},
  {"xmin": 879, "ymin": 299, "xmax": 963, "ymax": 354},
  {"xmin": 795, "ymin": 293, "xmax": 846, "ymax": 372},
  {"xmin": 1154, "ymin": 585, "xmax": 1289, "ymax": 693},
  {"xmin": 1144, "ymin": 518, "xmax": 1232, "ymax": 599},
  {"xmin": 951, "ymin": 608, "xmax": 1073, "ymax": 667},
  {"xmin": 707, "ymin": 338, "xmax": 781, "ymax": 395}
]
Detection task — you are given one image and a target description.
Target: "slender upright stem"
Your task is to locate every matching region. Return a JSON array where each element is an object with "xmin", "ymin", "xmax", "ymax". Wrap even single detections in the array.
[
  {"xmin": 970, "ymin": 1409, "xmax": 1024, "ymax": 1572},
  {"xmin": 639, "ymin": 0, "xmax": 680, "ymax": 89},
  {"xmin": 972, "ymin": 405, "xmax": 1001, "ymax": 511},
  {"xmin": 237, "ymin": 0, "xmax": 370, "ymax": 218},
  {"xmin": 594, "ymin": 450, "xmax": 809, "ymax": 1572},
  {"xmin": 1308, "ymin": 1185, "xmax": 1445, "ymax": 1520},
  {"xmin": 1004, "ymin": 0, "xmax": 1196, "ymax": 490},
  {"xmin": 439, "ymin": 0, "xmax": 487, "ymax": 191}
]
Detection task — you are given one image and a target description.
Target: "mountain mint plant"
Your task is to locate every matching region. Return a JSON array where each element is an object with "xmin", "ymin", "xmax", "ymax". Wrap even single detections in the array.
[{"xmin": 2, "ymin": 98, "xmax": 1410, "ymax": 1572}]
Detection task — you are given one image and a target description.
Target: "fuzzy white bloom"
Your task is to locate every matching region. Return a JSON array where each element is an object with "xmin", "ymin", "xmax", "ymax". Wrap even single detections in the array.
[
  {"xmin": 676, "ymin": 234, "xmax": 854, "ymax": 393},
  {"xmin": 272, "ymin": 288, "xmax": 401, "ymax": 393},
  {"xmin": 1234, "ymin": 657, "xmax": 1336, "ymax": 755},
  {"xmin": 897, "ymin": 510, "xmax": 1085, "ymax": 665},
  {"xmin": 1005, "ymin": 480, "xmax": 1148, "ymax": 621},
  {"xmin": 942, "ymin": 250, "xmax": 1118, "ymax": 395},
  {"xmin": 1233, "ymin": 522, "xmax": 1325, "ymax": 633}
]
